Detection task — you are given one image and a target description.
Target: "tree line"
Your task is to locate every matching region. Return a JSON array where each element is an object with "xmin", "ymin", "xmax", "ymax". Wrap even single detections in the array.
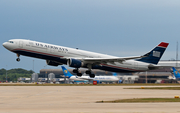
[{"xmin": 0, "ymin": 68, "xmax": 34, "ymax": 82}]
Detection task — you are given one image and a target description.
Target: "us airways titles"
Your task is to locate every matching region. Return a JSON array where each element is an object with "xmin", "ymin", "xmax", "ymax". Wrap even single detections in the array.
[{"xmin": 35, "ymin": 43, "xmax": 68, "ymax": 52}]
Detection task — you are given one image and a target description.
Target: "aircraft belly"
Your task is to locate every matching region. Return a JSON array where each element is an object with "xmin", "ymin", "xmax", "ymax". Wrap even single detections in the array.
[
  {"xmin": 99, "ymin": 63, "xmax": 141, "ymax": 72},
  {"xmin": 13, "ymin": 49, "xmax": 67, "ymax": 64}
]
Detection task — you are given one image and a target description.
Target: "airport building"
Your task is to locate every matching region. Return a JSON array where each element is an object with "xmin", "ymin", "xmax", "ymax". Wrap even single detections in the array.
[
  {"xmin": 38, "ymin": 61, "xmax": 180, "ymax": 83},
  {"xmin": 18, "ymin": 61, "xmax": 180, "ymax": 84},
  {"xmin": 38, "ymin": 68, "xmax": 172, "ymax": 84},
  {"xmin": 134, "ymin": 60, "xmax": 180, "ymax": 83}
]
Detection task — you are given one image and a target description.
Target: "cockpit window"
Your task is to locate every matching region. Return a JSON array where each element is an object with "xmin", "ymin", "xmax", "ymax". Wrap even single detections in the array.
[{"xmin": 8, "ymin": 41, "xmax": 14, "ymax": 43}]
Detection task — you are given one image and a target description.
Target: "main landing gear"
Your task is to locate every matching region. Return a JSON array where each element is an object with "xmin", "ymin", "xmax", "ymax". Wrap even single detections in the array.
[
  {"xmin": 85, "ymin": 70, "xmax": 95, "ymax": 78},
  {"xmin": 16, "ymin": 54, "xmax": 20, "ymax": 62},
  {"xmin": 86, "ymin": 64, "xmax": 95, "ymax": 78},
  {"xmin": 73, "ymin": 68, "xmax": 95, "ymax": 78},
  {"xmin": 73, "ymin": 68, "xmax": 82, "ymax": 76}
]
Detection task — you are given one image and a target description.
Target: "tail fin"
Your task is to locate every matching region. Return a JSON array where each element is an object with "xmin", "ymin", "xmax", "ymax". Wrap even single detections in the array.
[
  {"xmin": 137, "ymin": 42, "xmax": 169, "ymax": 64},
  {"xmin": 172, "ymin": 67, "xmax": 180, "ymax": 79},
  {"xmin": 112, "ymin": 72, "xmax": 117, "ymax": 76},
  {"xmin": 61, "ymin": 66, "xmax": 73, "ymax": 78}
]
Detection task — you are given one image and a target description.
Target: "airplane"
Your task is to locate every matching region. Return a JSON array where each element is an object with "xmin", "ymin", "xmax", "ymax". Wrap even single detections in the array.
[
  {"xmin": 167, "ymin": 75, "xmax": 176, "ymax": 80},
  {"xmin": 61, "ymin": 66, "xmax": 122, "ymax": 83},
  {"xmin": 61, "ymin": 66, "xmax": 89, "ymax": 83},
  {"xmin": 3, "ymin": 39, "xmax": 169, "ymax": 78},
  {"xmin": 170, "ymin": 67, "xmax": 180, "ymax": 81}
]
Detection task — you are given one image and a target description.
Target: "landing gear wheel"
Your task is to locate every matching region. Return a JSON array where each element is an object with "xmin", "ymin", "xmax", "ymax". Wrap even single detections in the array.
[
  {"xmin": 73, "ymin": 69, "xmax": 78, "ymax": 73},
  {"xmin": 90, "ymin": 74, "xmax": 95, "ymax": 78},
  {"xmin": 77, "ymin": 73, "xmax": 82, "ymax": 77},
  {"xmin": 85, "ymin": 70, "xmax": 91, "ymax": 74},
  {"xmin": 16, "ymin": 58, "xmax": 20, "ymax": 62},
  {"xmin": 73, "ymin": 68, "xmax": 82, "ymax": 77}
]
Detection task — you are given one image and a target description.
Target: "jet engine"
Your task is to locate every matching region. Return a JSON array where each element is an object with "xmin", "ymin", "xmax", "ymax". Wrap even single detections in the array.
[
  {"xmin": 46, "ymin": 60, "xmax": 62, "ymax": 66},
  {"xmin": 67, "ymin": 58, "xmax": 83, "ymax": 68}
]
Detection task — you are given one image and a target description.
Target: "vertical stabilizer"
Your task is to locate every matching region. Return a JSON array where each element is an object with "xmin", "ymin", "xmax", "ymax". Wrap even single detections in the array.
[
  {"xmin": 112, "ymin": 72, "xmax": 117, "ymax": 76},
  {"xmin": 61, "ymin": 66, "xmax": 73, "ymax": 78},
  {"xmin": 137, "ymin": 42, "xmax": 169, "ymax": 64},
  {"xmin": 172, "ymin": 67, "xmax": 180, "ymax": 79}
]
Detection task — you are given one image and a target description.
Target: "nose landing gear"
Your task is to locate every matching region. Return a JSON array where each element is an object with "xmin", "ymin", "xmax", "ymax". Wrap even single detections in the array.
[
  {"xmin": 16, "ymin": 54, "xmax": 20, "ymax": 62},
  {"xmin": 16, "ymin": 58, "xmax": 20, "ymax": 62}
]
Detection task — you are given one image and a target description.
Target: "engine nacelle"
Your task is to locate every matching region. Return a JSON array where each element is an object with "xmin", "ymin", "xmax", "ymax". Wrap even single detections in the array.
[
  {"xmin": 46, "ymin": 60, "xmax": 62, "ymax": 67},
  {"xmin": 67, "ymin": 58, "xmax": 82, "ymax": 68}
]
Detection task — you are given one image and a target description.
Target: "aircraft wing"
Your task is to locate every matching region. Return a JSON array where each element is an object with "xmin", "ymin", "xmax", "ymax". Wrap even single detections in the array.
[
  {"xmin": 63, "ymin": 56, "xmax": 145, "ymax": 64},
  {"xmin": 77, "ymin": 56, "xmax": 145, "ymax": 64}
]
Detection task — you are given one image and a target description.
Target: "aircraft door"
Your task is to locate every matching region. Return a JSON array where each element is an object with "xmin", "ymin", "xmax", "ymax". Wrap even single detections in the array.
[
  {"xmin": 50, "ymin": 47, "xmax": 54, "ymax": 53},
  {"xmin": 134, "ymin": 62, "xmax": 138, "ymax": 69},
  {"xmin": 19, "ymin": 41, "xmax": 23, "ymax": 48}
]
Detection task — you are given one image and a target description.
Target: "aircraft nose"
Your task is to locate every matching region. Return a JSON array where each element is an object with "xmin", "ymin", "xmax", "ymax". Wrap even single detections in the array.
[
  {"xmin": 3, "ymin": 42, "xmax": 6, "ymax": 47},
  {"xmin": 2, "ymin": 42, "xmax": 8, "ymax": 49}
]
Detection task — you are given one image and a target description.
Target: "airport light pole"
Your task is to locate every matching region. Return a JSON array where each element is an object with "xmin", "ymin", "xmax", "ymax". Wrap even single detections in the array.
[
  {"xmin": 176, "ymin": 41, "xmax": 178, "ymax": 67},
  {"xmin": 46, "ymin": 71, "xmax": 48, "ymax": 83},
  {"xmin": 146, "ymin": 71, "xmax": 147, "ymax": 84},
  {"xmin": 33, "ymin": 60, "xmax": 34, "ymax": 72}
]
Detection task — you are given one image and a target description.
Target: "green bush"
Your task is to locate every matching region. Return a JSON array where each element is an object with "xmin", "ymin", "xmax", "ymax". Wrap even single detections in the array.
[{"xmin": 0, "ymin": 68, "xmax": 34, "ymax": 82}]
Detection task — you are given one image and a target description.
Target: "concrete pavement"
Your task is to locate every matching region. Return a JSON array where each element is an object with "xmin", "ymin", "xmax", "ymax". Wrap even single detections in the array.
[{"xmin": 0, "ymin": 86, "xmax": 180, "ymax": 113}]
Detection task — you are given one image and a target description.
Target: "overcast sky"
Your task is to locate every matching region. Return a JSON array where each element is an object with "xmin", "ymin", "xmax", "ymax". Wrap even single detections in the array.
[{"xmin": 1, "ymin": 0, "xmax": 180, "ymax": 73}]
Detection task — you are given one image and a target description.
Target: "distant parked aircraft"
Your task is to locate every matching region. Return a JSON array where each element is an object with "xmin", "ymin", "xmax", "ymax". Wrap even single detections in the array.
[
  {"xmin": 61, "ymin": 66, "xmax": 122, "ymax": 83},
  {"xmin": 3, "ymin": 39, "xmax": 169, "ymax": 78},
  {"xmin": 170, "ymin": 67, "xmax": 180, "ymax": 81}
]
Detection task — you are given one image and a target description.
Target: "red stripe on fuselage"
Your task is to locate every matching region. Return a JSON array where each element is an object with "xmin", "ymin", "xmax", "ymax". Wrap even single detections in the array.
[
  {"xmin": 101, "ymin": 64, "xmax": 142, "ymax": 72},
  {"xmin": 12, "ymin": 48, "xmax": 64, "ymax": 58}
]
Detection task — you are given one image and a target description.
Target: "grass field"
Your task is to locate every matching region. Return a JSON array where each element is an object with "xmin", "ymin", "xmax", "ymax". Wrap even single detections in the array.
[
  {"xmin": 0, "ymin": 83, "xmax": 180, "ymax": 86},
  {"xmin": 125, "ymin": 87, "xmax": 180, "ymax": 90},
  {"xmin": 96, "ymin": 98, "xmax": 180, "ymax": 103}
]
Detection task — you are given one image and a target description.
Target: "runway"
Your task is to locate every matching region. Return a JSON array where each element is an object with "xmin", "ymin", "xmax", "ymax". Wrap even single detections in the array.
[{"xmin": 0, "ymin": 86, "xmax": 180, "ymax": 113}]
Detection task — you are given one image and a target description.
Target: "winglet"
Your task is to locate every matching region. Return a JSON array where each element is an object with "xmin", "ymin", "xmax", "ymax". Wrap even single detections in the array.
[{"xmin": 61, "ymin": 66, "xmax": 73, "ymax": 78}]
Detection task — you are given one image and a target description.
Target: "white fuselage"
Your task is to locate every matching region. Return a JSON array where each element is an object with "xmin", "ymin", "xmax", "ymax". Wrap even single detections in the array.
[
  {"xmin": 69, "ymin": 76, "xmax": 120, "ymax": 82},
  {"xmin": 3, "ymin": 39, "xmax": 153, "ymax": 72}
]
